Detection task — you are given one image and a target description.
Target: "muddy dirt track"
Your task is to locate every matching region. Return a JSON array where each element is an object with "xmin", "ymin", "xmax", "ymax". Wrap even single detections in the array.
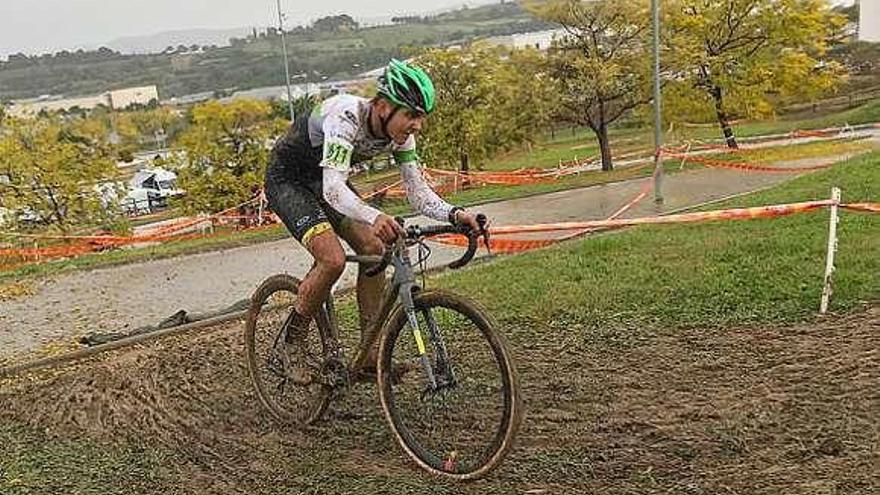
[{"xmin": 2, "ymin": 303, "xmax": 877, "ymax": 494}]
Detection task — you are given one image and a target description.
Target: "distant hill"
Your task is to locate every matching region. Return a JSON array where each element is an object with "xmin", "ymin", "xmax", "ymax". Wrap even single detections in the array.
[
  {"xmin": 106, "ymin": 28, "xmax": 253, "ymax": 54},
  {"xmin": 0, "ymin": 2, "xmax": 552, "ymax": 101},
  {"xmin": 104, "ymin": 1, "xmax": 499, "ymax": 54}
]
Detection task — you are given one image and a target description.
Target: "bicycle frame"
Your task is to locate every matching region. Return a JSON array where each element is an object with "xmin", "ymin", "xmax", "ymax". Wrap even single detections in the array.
[{"xmin": 337, "ymin": 237, "xmax": 449, "ymax": 390}]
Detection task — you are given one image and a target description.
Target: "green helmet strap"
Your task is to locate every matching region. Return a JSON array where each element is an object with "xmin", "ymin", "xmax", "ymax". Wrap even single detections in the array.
[{"xmin": 380, "ymin": 105, "xmax": 401, "ymax": 139}]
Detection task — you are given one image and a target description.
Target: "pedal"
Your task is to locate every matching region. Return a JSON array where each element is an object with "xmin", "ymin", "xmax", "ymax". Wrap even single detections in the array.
[
  {"xmin": 270, "ymin": 339, "xmax": 322, "ymax": 386},
  {"xmin": 321, "ymin": 355, "xmax": 350, "ymax": 390}
]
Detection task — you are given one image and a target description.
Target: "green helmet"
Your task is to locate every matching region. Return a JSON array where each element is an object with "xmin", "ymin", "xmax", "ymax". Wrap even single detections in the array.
[{"xmin": 377, "ymin": 59, "xmax": 436, "ymax": 115}]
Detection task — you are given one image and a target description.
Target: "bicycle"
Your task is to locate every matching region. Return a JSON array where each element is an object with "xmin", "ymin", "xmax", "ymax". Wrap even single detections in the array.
[{"xmin": 244, "ymin": 215, "xmax": 522, "ymax": 480}]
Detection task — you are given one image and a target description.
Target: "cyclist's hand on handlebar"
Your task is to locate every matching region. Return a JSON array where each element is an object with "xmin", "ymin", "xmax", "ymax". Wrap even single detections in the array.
[
  {"xmin": 372, "ymin": 213, "xmax": 404, "ymax": 244},
  {"xmin": 454, "ymin": 210, "xmax": 489, "ymax": 233}
]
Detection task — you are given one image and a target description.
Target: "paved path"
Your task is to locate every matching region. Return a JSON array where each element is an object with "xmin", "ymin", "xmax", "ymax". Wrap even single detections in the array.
[{"xmin": 0, "ymin": 148, "xmax": 872, "ymax": 360}]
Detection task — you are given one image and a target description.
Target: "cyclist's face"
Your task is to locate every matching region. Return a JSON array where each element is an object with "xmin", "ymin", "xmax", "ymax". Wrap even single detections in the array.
[{"xmin": 386, "ymin": 106, "xmax": 427, "ymax": 145}]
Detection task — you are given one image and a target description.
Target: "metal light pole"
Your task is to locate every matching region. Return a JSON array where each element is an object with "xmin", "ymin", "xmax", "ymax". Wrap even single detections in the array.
[
  {"xmin": 652, "ymin": 0, "xmax": 664, "ymax": 205},
  {"xmin": 276, "ymin": 0, "xmax": 295, "ymax": 121}
]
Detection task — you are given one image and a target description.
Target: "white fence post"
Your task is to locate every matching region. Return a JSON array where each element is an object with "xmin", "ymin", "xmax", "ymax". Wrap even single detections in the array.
[
  {"xmin": 679, "ymin": 142, "xmax": 693, "ymax": 171},
  {"xmin": 820, "ymin": 187, "xmax": 841, "ymax": 315}
]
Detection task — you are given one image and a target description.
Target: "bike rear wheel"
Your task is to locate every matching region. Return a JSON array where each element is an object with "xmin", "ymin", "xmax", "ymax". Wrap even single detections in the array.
[
  {"xmin": 377, "ymin": 289, "xmax": 522, "ymax": 480},
  {"xmin": 245, "ymin": 274, "xmax": 335, "ymax": 425}
]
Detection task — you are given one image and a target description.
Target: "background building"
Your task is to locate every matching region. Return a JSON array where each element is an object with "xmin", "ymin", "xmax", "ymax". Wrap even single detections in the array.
[
  {"xmin": 109, "ymin": 86, "xmax": 160, "ymax": 109},
  {"xmin": 7, "ymin": 85, "xmax": 160, "ymax": 117},
  {"xmin": 860, "ymin": 0, "xmax": 880, "ymax": 42},
  {"xmin": 483, "ymin": 29, "xmax": 566, "ymax": 51}
]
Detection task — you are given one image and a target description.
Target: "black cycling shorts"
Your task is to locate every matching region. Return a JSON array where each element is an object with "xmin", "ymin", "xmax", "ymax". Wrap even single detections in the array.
[{"xmin": 264, "ymin": 171, "xmax": 348, "ymax": 246}]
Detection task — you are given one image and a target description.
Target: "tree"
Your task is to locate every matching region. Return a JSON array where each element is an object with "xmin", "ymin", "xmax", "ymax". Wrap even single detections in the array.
[
  {"xmin": 0, "ymin": 117, "xmax": 121, "ymax": 232},
  {"xmin": 392, "ymin": 16, "xmax": 424, "ymax": 24},
  {"xmin": 6, "ymin": 53, "xmax": 33, "ymax": 69},
  {"xmin": 668, "ymin": 0, "xmax": 846, "ymax": 148},
  {"xmin": 416, "ymin": 46, "xmax": 496, "ymax": 172},
  {"xmin": 171, "ymin": 99, "xmax": 287, "ymax": 214},
  {"xmin": 96, "ymin": 47, "xmax": 117, "ymax": 58},
  {"xmin": 416, "ymin": 45, "xmax": 553, "ymax": 172},
  {"xmin": 270, "ymin": 93, "xmax": 321, "ymax": 121},
  {"xmin": 312, "ymin": 14, "xmax": 359, "ymax": 32},
  {"xmin": 529, "ymin": 0, "xmax": 653, "ymax": 171},
  {"xmin": 128, "ymin": 106, "xmax": 182, "ymax": 145},
  {"xmin": 489, "ymin": 48, "xmax": 558, "ymax": 152},
  {"xmin": 110, "ymin": 113, "xmax": 140, "ymax": 144}
]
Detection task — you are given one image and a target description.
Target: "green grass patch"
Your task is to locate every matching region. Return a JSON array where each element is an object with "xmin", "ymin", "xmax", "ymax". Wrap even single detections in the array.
[
  {"xmin": 427, "ymin": 151, "xmax": 880, "ymax": 332},
  {"xmin": 705, "ymin": 138, "xmax": 874, "ymax": 164},
  {"xmin": 676, "ymin": 99, "xmax": 880, "ymax": 142},
  {"xmin": 0, "ymin": 422, "xmax": 176, "ymax": 495},
  {"xmin": 474, "ymin": 126, "xmax": 653, "ymax": 173},
  {"xmin": 415, "ymin": 99, "xmax": 880, "ymax": 178}
]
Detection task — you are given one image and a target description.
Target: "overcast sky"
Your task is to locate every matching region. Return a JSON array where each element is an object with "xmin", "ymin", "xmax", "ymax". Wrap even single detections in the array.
[{"xmin": 0, "ymin": 0, "xmax": 493, "ymax": 57}]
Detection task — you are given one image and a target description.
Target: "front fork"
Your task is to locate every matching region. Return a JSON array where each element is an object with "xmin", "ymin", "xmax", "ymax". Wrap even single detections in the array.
[
  {"xmin": 399, "ymin": 282, "xmax": 438, "ymax": 390},
  {"xmin": 396, "ymin": 273, "xmax": 455, "ymax": 393}
]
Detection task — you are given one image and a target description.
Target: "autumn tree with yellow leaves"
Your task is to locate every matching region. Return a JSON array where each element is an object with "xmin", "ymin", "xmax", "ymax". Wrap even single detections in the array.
[
  {"xmin": 0, "ymin": 116, "xmax": 121, "ymax": 231},
  {"xmin": 171, "ymin": 99, "xmax": 287, "ymax": 214},
  {"xmin": 667, "ymin": 0, "xmax": 847, "ymax": 148}
]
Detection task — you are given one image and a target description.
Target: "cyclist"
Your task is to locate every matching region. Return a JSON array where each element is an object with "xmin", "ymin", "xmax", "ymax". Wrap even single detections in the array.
[{"xmin": 264, "ymin": 59, "xmax": 483, "ymax": 377}]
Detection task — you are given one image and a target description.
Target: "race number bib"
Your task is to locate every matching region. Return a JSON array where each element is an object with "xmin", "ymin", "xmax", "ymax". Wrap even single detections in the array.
[{"xmin": 322, "ymin": 138, "xmax": 354, "ymax": 171}]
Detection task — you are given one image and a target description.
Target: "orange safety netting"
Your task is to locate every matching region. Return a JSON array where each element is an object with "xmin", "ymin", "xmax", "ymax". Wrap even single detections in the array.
[
  {"xmin": 790, "ymin": 129, "xmax": 838, "ymax": 139},
  {"xmin": 366, "ymin": 154, "xmax": 608, "ymax": 201},
  {"xmin": 372, "ymin": 167, "xmax": 579, "ymax": 199},
  {"xmin": 363, "ymin": 126, "xmax": 856, "ymax": 203}
]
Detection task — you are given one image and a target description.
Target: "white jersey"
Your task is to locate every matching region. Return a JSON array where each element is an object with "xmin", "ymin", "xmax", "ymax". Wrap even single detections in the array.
[
  {"xmin": 271, "ymin": 94, "xmax": 454, "ymax": 225},
  {"xmin": 311, "ymin": 94, "xmax": 418, "ymax": 171}
]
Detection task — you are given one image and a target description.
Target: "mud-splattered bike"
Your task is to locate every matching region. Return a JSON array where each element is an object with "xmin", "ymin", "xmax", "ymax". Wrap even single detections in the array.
[{"xmin": 244, "ymin": 216, "xmax": 522, "ymax": 480}]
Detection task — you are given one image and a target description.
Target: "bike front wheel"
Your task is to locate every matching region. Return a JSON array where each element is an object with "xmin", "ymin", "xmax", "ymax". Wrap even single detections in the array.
[{"xmin": 377, "ymin": 289, "xmax": 522, "ymax": 480}]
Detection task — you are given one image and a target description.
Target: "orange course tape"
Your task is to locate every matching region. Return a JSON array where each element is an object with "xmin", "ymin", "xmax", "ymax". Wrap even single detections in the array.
[
  {"xmin": 0, "ymin": 196, "xmax": 264, "ymax": 263},
  {"xmin": 790, "ymin": 129, "xmax": 836, "ymax": 139},
  {"xmin": 664, "ymin": 152, "xmax": 835, "ymax": 174},
  {"xmin": 362, "ymin": 179, "xmax": 404, "ymax": 200},
  {"xmin": 842, "ymin": 202, "xmax": 880, "ymax": 213},
  {"xmin": 489, "ymin": 199, "xmax": 836, "ymax": 234},
  {"xmin": 426, "ymin": 199, "xmax": 846, "ymax": 253}
]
